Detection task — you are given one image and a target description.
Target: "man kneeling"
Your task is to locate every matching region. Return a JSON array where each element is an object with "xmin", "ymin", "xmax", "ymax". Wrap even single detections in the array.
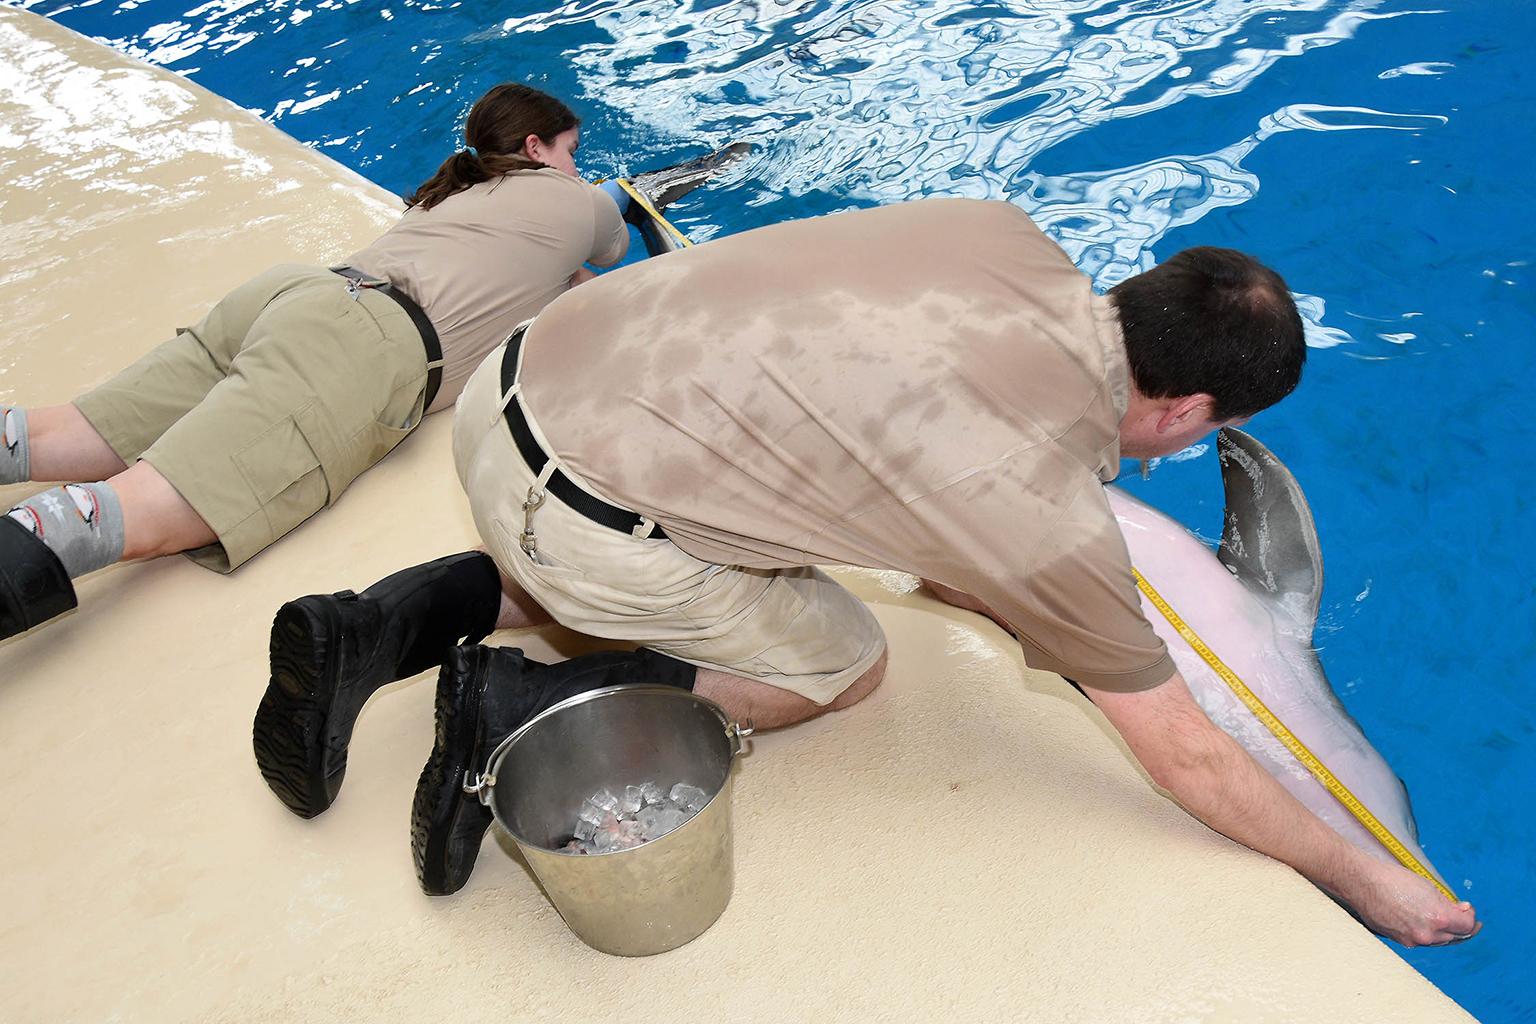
[{"xmin": 252, "ymin": 198, "xmax": 1477, "ymax": 948}]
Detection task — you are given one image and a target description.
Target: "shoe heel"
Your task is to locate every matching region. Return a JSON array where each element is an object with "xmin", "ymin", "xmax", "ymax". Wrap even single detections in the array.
[
  {"xmin": 252, "ymin": 599, "xmax": 340, "ymax": 819},
  {"xmin": 411, "ymin": 651, "xmax": 493, "ymax": 895}
]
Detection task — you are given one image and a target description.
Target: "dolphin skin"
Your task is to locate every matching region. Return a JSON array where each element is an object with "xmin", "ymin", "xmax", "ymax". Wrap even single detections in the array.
[
  {"xmin": 624, "ymin": 142, "xmax": 754, "ymax": 256},
  {"xmin": 1106, "ymin": 428, "xmax": 1446, "ymax": 887}
]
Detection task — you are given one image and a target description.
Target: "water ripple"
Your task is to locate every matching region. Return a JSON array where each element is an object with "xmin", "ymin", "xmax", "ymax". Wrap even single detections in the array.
[
  {"xmin": 18, "ymin": 0, "xmax": 1454, "ymax": 353},
  {"xmin": 494, "ymin": 0, "xmax": 1442, "ymax": 348}
]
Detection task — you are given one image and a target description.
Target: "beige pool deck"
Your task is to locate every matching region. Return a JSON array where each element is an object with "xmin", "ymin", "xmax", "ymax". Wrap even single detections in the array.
[{"xmin": 0, "ymin": 9, "xmax": 1477, "ymax": 1023}]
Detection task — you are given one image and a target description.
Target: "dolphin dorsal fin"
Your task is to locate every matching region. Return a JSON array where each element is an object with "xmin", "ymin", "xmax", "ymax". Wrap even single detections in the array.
[{"xmin": 1217, "ymin": 428, "xmax": 1325, "ymax": 640}]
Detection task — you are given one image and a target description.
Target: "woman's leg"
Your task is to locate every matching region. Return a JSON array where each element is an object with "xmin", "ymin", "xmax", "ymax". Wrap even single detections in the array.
[
  {"xmin": 111, "ymin": 461, "xmax": 216, "ymax": 559},
  {"xmin": 24, "ymin": 404, "xmax": 129, "ymax": 481},
  {"xmin": 4, "ymin": 460, "xmax": 213, "ymax": 583}
]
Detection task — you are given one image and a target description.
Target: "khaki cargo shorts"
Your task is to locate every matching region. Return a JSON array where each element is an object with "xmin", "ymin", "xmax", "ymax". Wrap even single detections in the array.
[
  {"xmin": 452, "ymin": 332, "xmax": 887, "ymax": 705},
  {"xmin": 75, "ymin": 264, "xmax": 429, "ymax": 572}
]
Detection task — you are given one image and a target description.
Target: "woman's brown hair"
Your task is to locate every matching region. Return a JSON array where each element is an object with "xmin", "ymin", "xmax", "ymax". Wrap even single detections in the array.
[{"xmin": 406, "ymin": 83, "xmax": 579, "ymax": 211}]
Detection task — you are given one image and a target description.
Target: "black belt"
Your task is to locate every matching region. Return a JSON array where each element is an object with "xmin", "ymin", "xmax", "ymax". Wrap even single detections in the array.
[
  {"xmin": 332, "ymin": 266, "xmax": 442, "ymax": 411},
  {"xmin": 500, "ymin": 326, "xmax": 667, "ymax": 541}
]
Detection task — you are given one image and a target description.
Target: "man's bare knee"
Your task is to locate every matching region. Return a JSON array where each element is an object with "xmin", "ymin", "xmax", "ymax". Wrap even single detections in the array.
[
  {"xmin": 826, "ymin": 647, "xmax": 887, "ymax": 712},
  {"xmin": 696, "ymin": 648, "xmax": 887, "ymax": 729}
]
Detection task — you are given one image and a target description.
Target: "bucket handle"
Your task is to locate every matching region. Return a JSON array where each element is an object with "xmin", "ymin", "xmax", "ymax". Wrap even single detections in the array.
[
  {"xmin": 469, "ymin": 689, "xmax": 755, "ymax": 804},
  {"xmin": 728, "ymin": 718, "xmax": 754, "ymax": 757}
]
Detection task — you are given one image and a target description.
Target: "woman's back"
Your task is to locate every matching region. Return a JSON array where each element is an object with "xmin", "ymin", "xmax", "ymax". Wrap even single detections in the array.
[{"xmin": 349, "ymin": 167, "xmax": 626, "ymax": 412}]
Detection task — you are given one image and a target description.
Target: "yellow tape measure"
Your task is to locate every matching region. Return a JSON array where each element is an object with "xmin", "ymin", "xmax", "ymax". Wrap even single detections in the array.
[
  {"xmin": 614, "ymin": 178, "xmax": 695, "ymax": 249},
  {"xmin": 1131, "ymin": 567, "xmax": 1458, "ymax": 903}
]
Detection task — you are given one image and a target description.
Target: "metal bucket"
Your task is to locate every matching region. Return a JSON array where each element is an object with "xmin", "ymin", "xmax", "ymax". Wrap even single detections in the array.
[{"xmin": 471, "ymin": 685, "xmax": 752, "ymax": 956}]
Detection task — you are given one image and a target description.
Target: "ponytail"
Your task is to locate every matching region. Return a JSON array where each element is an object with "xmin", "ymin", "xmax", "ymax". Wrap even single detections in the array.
[
  {"xmin": 405, "ymin": 83, "xmax": 579, "ymax": 211},
  {"xmin": 406, "ymin": 149, "xmax": 545, "ymax": 211}
]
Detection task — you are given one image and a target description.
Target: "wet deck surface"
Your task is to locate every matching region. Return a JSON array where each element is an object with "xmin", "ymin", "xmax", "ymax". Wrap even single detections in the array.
[{"xmin": 0, "ymin": 9, "xmax": 1474, "ymax": 1022}]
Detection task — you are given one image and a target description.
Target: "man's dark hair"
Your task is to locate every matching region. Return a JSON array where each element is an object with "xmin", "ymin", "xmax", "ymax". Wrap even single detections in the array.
[{"xmin": 1109, "ymin": 247, "xmax": 1306, "ymax": 420}]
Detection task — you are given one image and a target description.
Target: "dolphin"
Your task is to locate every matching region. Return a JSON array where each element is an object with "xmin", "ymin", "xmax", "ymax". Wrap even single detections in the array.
[
  {"xmin": 1106, "ymin": 428, "xmax": 1446, "ymax": 887},
  {"xmin": 619, "ymin": 142, "xmax": 754, "ymax": 256}
]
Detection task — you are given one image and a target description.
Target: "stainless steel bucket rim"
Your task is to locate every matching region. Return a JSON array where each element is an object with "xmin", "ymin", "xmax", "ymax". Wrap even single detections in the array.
[{"xmin": 467, "ymin": 683, "xmax": 752, "ymax": 853}]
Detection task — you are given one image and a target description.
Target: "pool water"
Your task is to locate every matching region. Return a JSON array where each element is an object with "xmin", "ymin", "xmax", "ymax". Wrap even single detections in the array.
[{"xmin": 12, "ymin": 0, "xmax": 1535, "ymax": 1018}]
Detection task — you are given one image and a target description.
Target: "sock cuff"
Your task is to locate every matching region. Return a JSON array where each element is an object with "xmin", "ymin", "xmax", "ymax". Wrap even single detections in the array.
[
  {"xmin": 9, "ymin": 482, "xmax": 125, "ymax": 578},
  {"xmin": 1, "ymin": 407, "xmax": 28, "ymax": 483}
]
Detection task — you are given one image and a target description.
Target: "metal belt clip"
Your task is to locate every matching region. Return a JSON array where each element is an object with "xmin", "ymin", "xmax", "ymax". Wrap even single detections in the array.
[
  {"xmin": 343, "ymin": 275, "xmax": 364, "ymax": 300},
  {"xmin": 519, "ymin": 485, "xmax": 546, "ymax": 557}
]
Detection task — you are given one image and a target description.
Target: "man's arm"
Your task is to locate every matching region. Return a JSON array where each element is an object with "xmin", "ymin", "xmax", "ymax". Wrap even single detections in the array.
[{"xmin": 1088, "ymin": 670, "xmax": 1480, "ymax": 947}]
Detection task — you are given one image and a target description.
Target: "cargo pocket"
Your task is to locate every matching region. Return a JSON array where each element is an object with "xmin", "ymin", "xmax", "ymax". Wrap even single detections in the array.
[
  {"xmin": 356, "ymin": 418, "xmax": 415, "ymax": 477},
  {"xmin": 324, "ymin": 375, "xmax": 425, "ymax": 498},
  {"xmin": 232, "ymin": 409, "xmax": 330, "ymax": 549}
]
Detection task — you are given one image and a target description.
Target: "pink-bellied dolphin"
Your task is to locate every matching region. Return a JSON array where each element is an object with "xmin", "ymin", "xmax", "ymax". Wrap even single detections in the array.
[{"xmin": 1107, "ymin": 428, "xmax": 1447, "ymax": 887}]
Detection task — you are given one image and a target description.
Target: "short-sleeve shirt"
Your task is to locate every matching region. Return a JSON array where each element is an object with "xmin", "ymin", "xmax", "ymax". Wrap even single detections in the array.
[
  {"xmin": 348, "ymin": 167, "xmax": 626, "ymax": 412},
  {"xmin": 520, "ymin": 198, "xmax": 1174, "ymax": 692}
]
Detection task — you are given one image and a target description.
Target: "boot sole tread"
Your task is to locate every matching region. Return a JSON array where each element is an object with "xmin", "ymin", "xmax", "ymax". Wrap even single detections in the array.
[
  {"xmin": 411, "ymin": 658, "xmax": 492, "ymax": 896},
  {"xmin": 252, "ymin": 599, "xmax": 343, "ymax": 819}
]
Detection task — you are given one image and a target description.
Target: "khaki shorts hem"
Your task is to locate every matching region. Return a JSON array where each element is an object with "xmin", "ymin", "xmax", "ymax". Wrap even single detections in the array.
[
  {"xmin": 650, "ymin": 631, "xmax": 887, "ymax": 706},
  {"xmin": 72, "ymin": 394, "xmax": 147, "ymax": 466}
]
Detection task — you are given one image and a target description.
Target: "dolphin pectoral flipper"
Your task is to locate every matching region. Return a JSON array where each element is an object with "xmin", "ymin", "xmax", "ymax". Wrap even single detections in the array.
[{"xmin": 1216, "ymin": 428, "xmax": 1325, "ymax": 638}]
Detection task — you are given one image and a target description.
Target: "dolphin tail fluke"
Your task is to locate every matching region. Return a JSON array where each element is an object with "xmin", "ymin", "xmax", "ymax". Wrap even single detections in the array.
[{"xmin": 1216, "ymin": 428, "xmax": 1325, "ymax": 639}]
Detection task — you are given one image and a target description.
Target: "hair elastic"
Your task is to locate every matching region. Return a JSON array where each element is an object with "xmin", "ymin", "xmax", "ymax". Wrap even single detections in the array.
[{"xmin": 465, "ymin": 145, "xmax": 479, "ymax": 158}]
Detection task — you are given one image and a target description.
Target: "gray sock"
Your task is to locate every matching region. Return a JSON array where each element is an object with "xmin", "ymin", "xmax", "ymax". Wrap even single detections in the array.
[
  {"xmin": 6, "ymin": 483, "xmax": 125, "ymax": 578},
  {"xmin": 1, "ymin": 407, "xmax": 28, "ymax": 484}
]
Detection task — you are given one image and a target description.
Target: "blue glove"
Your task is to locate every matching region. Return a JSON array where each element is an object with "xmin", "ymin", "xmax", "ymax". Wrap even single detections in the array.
[{"xmin": 598, "ymin": 178, "xmax": 632, "ymax": 216}]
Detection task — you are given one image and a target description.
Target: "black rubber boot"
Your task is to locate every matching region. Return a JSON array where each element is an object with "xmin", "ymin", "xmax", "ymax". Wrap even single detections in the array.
[
  {"xmin": 412, "ymin": 645, "xmax": 696, "ymax": 897},
  {"xmin": 0, "ymin": 516, "xmax": 77, "ymax": 642},
  {"xmin": 622, "ymin": 141, "xmax": 754, "ymax": 225},
  {"xmin": 252, "ymin": 551, "xmax": 502, "ymax": 819}
]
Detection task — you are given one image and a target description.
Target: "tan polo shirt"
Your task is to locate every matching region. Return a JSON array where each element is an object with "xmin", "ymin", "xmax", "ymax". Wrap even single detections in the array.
[
  {"xmin": 522, "ymin": 198, "xmax": 1174, "ymax": 692},
  {"xmin": 349, "ymin": 167, "xmax": 627, "ymax": 413}
]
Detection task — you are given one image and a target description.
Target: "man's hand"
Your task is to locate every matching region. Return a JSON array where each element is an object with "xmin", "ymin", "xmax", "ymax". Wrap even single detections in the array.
[
  {"xmin": 1088, "ymin": 671, "xmax": 1480, "ymax": 947},
  {"xmin": 568, "ymin": 266, "xmax": 597, "ymax": 288},
  {"xmin": 1345, "ymin": 857, "xmax": 1481, "ymax": 947}
]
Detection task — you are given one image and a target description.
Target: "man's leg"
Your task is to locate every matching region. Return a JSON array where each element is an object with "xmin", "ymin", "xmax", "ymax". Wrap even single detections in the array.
[
  {"xmin": 493, "ymin": 566, "xmax": 554, "ymax": 630},
  {"xmin": 253, "ymin": 550, "xmax": 510, "ymax": 818},
  {"xmin": 923, "ymin": 577, "xmax": 1014, "ymax": 634},
  {"xmin": 406, "ymin": 560, "xmax": 889, "ymax": 895},
  {"xmin": 694, "ymin": 649, "xmax": 887, "ymax": 729}
]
